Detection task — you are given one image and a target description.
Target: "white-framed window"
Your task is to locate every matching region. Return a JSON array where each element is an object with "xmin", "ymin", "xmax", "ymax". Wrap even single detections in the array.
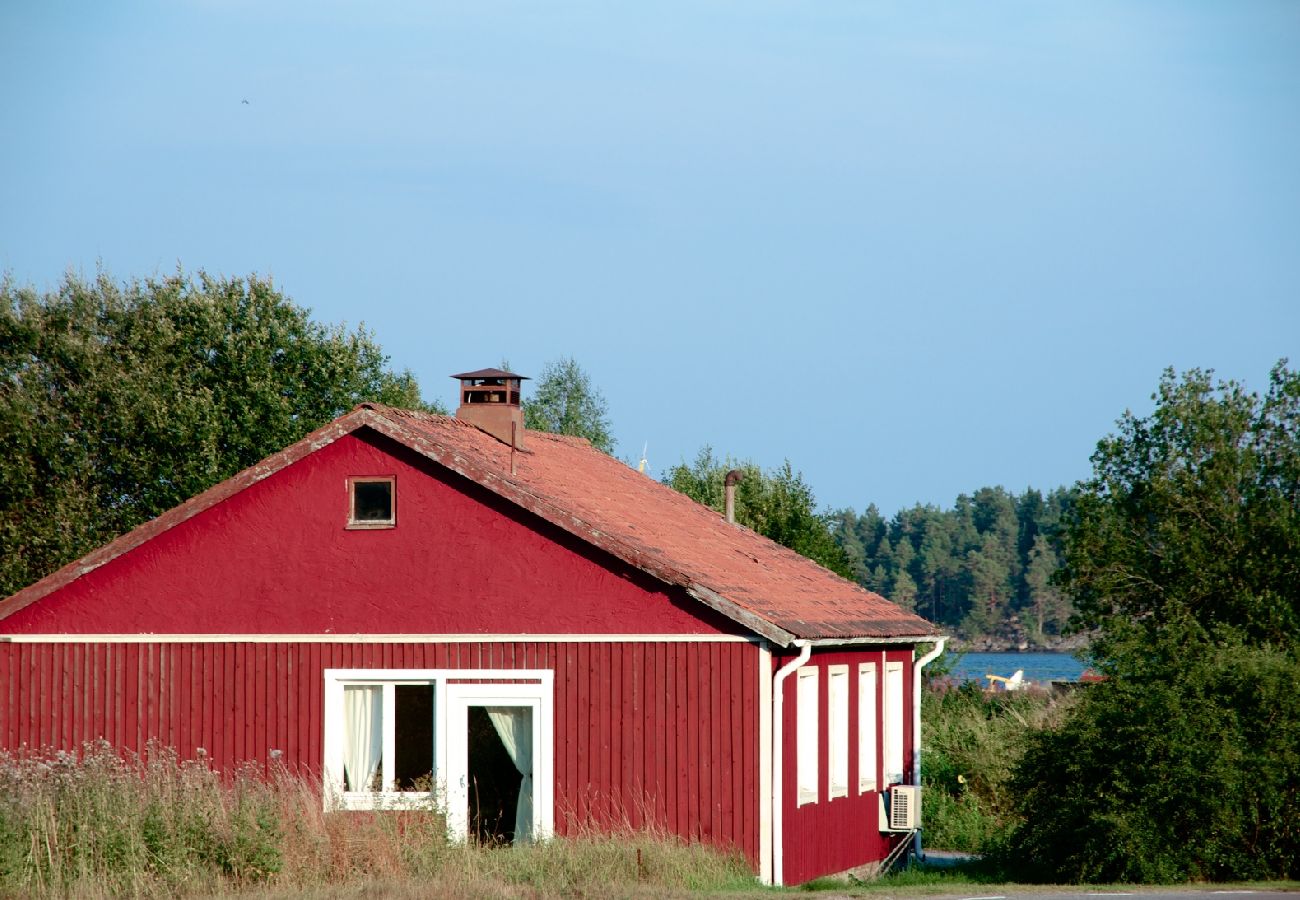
[
  {"xmin": 827, "ymin": 665, "xmax": 849, "ymax": 799},
  {"xmin": 858, "ymin": 662, "xmax": 877, "ymax": 793},
  {"xmin": 796, "ymin": 667, "xmax": 819, "ymax": 806},
  {"xmin": 323, "ymin": 668, "xmax": 554, "ymax": 842},
  {"xmin": 347, "ymin": 476, "xmax": 395, "ymax": 528},
  {"xmin": 883, "ymin": 660, "xmax": 905, "ymax": 785}
]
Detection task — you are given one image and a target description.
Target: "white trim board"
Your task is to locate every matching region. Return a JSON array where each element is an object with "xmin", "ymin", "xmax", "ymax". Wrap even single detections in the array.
[{"xmin": 0, "ymin": 632, "xmax": 756, "ymax": 644}]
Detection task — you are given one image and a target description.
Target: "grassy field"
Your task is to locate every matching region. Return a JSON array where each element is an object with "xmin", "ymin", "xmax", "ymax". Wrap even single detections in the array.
[
  {"xmin": 919, "ymin": 679, "xmax": 1074, "ymax": 853},
  {"xmin": 5, "ymin": 734, "xmax": 1295, "ymax": 898},
  {"xmin": 0, "ymin": 741, "xmax": 758, "ymax": 898}
]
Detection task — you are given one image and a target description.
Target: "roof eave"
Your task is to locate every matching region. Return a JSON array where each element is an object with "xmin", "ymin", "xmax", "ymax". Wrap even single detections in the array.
[
  {"xmin": 802, "ymin": 633, "xmax": 948, "ymax": 648},
  {"xmin": 685, "ymin": 585, "xmax": 798, "ymax": 647}
]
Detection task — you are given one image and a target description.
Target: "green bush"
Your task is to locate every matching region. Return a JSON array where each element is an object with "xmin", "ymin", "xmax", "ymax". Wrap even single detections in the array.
[{"xmin": 998, "ymin": 638, "xmax": 1300, "ymax": 882}]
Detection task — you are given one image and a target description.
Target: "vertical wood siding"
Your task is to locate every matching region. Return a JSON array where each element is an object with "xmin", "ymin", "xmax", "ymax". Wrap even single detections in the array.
[
  {"xmin": 0, "ymin": 639, "xmax": 759, "ymax": 865},
  {"xmin": 779, "ymin": 647, "xmax": 915, "ymax": 885}
]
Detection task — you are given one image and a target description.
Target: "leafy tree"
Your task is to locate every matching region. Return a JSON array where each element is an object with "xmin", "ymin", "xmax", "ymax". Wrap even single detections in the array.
[
  {"xmin": 523, "ymin": 356, "xmax": 615, "ymax": 454},
  {"xmin": 1002, "ymin": 363, "xmax": 1300, "ymax": 882},
  {"xmin": 1061, "ymin": 363, "xmax": 1300, "ymax": 658},
  {"xmin": 664, "ymin": 447, "xmax": 851, "ymax": 577},
  {"xmin": 0, "ymin": 269, "xmax": 430, "ymax": 598}
]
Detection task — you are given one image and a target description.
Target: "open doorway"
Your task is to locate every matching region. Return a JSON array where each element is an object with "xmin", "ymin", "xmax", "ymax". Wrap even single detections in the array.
[
  {"xmin": 467, "ymin": 706, "xmax": 525, "ymax": 843},
  {"xmin": 445, "ymin": 684, "xmax": 549, "ymax": 845}
]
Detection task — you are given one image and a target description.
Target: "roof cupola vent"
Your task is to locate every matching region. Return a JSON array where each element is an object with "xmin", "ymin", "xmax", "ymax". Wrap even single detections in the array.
[{"xmin": 450, "ymin": 368, "xmax": 529, "ymax": 449}]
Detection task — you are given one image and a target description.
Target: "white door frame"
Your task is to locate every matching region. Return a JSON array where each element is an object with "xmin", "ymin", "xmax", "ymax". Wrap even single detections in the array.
[{"xmin": 444, "ymin": 681, "xmax": 554, "ymax": 842}]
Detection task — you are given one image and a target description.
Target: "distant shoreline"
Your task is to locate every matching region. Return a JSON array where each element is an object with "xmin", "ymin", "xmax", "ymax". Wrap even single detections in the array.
[{"xmin": 948, "ymin": 633, "xmax": 1090, "ymax": 653}]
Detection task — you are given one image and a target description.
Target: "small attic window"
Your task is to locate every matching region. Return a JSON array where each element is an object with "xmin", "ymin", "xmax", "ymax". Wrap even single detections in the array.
[{"xmin": 348, "ymin": 477, "xmax": 395, "ymax": 529}]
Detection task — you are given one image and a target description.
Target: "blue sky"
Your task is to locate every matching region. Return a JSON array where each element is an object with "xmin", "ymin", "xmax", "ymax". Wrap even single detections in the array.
[{"xmin": 3, "ymin": 1, "xmax": 1297, "ymax": 515}]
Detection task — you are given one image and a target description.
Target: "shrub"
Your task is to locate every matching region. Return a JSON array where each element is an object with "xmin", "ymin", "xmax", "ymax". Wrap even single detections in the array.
[{"xmin": 998, "ymin": 639, "xmax": 1300, "ymax": 882}]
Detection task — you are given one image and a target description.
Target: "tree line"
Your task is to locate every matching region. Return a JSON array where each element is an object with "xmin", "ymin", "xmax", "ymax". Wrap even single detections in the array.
[{"xmin": 831, "ymin": 487, "xmax": 1075, "ymax": 645}]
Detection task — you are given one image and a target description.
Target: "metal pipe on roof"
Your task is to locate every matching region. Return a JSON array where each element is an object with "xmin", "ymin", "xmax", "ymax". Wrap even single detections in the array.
[{"xmin": 724, "ymin": 469, "xmax": 744, "ymax": 524}]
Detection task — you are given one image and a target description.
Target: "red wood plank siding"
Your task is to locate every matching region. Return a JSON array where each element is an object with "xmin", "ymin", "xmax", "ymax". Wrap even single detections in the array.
[
  {"xmin": 778, "ymin": 646, "xmax": 916, "ymax": 885},
  {"xmin": 0, "ymin": 638, "xmax": 760, "ymax": 866}
]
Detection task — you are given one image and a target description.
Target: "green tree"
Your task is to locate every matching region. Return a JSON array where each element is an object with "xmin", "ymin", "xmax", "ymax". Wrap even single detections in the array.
[
  {"xmin": 891, "ymin": 568, "xmax": 918, "ymax": 612},
  {"xmin": 0, "ymin": 269, "xmax": 430, "ymax": 598},
  {"xmin": 1003, "ymin": 363, "xmax": 1300, "ymax": 882},
  {"xmin": 523, "ymin": 356, "xmax": 615, "ymax": 454},
  {"xmin": 664, "ymin": 448, "xmax": 851, "ymax": 577},
  {"xmin": 1023, "ymin": 534, "xmax": 1067, "ymax": 640}
]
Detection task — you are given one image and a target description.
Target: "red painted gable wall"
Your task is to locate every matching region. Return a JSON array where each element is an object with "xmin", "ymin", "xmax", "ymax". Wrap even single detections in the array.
[{"xmin": 1, "ymin": 430, "xmax": 737, "ymax": 636}]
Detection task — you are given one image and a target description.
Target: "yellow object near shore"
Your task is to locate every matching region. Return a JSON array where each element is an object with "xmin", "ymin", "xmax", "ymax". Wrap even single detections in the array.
[{"xmin": 984, "ymin": 669, "xmax": 1026, "ymax": 691}]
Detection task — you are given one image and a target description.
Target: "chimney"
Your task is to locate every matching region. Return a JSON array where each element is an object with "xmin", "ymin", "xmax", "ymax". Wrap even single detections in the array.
[
  {"xmin": 724, "ymin": 469, "xmax": 744, "ymax": 524},
  {"xmin": 450, "ymin": 368, "xmax": 529, "ymax": 449}
]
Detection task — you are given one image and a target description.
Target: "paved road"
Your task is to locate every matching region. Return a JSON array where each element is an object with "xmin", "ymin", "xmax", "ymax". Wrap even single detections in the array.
[{"xmin": 916, "ymin": 891, "xmax": 1298, "ymax": 900}]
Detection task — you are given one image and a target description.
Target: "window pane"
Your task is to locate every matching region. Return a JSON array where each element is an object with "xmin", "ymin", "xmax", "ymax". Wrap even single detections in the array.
[
  {"xmin": 858, "ymin": 664, "xmax": 877, "ymax": 792},
  {"xmin": 394, "ymin": 684, "xmax": 435, "ymax": 791},
  {"xmin": 828, "ymin": 668, "xmax": 848, "ymax": 798},
  {"xmin": 796, "ymin": 668, "xmax": 818, "ymax": 804},
  {"xmin": 353, "ymin": 481, "xmax": 392, "ymax": 522},
  {"xmin": 883, "ymin": 662, "xmax": 904, "ymax": 785},
  {"xmin": 343, "ymin": 685, "xmax": 383, "ymax": 792}
]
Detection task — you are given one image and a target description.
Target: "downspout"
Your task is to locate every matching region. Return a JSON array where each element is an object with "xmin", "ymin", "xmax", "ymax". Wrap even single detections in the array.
[
  {"xmin": 771, "ymin": 639, "xmax": 811, "ymax": 886},
  {"xmin": 911, "ymin": 637, "xmax": 947, "ymax": 862}
]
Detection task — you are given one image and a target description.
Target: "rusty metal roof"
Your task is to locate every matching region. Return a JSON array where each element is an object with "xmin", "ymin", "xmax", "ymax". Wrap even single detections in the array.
[{"xmin": 0, "ymin": 405, "xmax": 938, "ymax": 646}]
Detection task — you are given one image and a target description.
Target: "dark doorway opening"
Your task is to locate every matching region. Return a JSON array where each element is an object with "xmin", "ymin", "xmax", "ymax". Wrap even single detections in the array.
[{"xmin": 467, "ymin": 706, "xmax": 522, "ymax": 844}]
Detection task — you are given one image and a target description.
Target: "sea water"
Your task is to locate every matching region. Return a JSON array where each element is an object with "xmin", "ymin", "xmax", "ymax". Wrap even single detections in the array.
[{"xmin": 942, "ymin": 651, "xmax": 1088, "ymax": 685}]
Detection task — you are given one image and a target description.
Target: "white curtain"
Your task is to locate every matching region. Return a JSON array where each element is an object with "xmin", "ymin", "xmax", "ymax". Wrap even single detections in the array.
[
  {"xmin": 487, "ymin": 707, "xmax": 533, "ymax": 842},
  {"xmin": 344, "ymin": 685, "xmax": 383, "ymax": 792}
]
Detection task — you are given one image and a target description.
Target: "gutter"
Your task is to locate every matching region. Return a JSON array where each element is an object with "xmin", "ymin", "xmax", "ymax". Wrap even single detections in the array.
[
  {"xmin": 911, "ymin": 637, "xmax": 947, "ymax": 862},
  {"xmin": 803, "ymin": 634, "xmax": 938, "ymax": 648},
  {"xmin": 770, "ymin": 639, "xmax": 811, "ymax": 886}
]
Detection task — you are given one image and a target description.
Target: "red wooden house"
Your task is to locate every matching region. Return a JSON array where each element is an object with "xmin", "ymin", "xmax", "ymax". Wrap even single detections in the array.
[{"xmin": 0, "ymin": 369, "xmax": 944, "ymax": 885}]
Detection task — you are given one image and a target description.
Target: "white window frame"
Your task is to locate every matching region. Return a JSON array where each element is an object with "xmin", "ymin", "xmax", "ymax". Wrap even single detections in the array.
[
  {"xmin": 883, "ymin": 660, "xmax": 905, "ymax": 786},
  {"xmin": 858, "ymin": 661, "xmax": 878, "ymax": 793},
  {"xmin": 827, "ymin": 665, "xmax": 849, "ymax": 799},
  {"xmin": 796, "ymin": 667, "xmax": 819, "ymax": 806},
  {"xmin": 347, "ymin": 476, "xmax": 396, "ymax": 529},
  {"xmin": 322, "ymin": 668, "xmax": 553, "ymax": 824}
]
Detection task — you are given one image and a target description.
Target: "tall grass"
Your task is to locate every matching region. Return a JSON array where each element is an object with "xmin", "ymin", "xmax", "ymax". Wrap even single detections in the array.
[
  {"xmin": 0, "ymin": 742, "xmax": 756, "ymax": 898},
  {"xmin": 921, "ymin": 682, "xmax": 1073, "ymax": 853}
]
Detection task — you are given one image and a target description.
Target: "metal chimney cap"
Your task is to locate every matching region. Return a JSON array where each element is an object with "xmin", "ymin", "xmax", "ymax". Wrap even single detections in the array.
[{"xmin": 450, "ymin": 368, "xmax": 529, "ymax": 381}]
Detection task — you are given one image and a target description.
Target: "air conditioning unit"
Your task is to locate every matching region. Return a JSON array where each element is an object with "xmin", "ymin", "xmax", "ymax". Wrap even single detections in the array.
[{"xmin": 878, "ymin": 785, "xmax": 919, "ymax": 832}]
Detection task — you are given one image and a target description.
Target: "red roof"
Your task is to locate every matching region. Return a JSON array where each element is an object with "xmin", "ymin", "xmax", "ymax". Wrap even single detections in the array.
[{"xmin": 0, "ymin": 405, "xmax": 938, "ymax": 646}]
